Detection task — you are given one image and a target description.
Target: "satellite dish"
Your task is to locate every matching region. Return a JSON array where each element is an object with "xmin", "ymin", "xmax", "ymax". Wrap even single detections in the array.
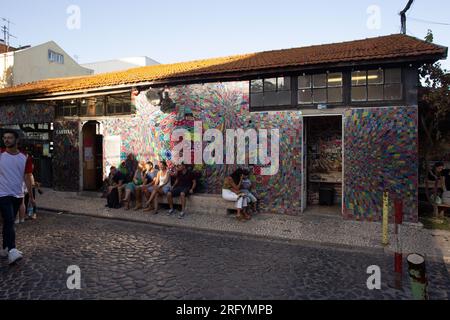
[{"xmin": 146, "ymin": 88, "xmax": 163, "ymax": 106}]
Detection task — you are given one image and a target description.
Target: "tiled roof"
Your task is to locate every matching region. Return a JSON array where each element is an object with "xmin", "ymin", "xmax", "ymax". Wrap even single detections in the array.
[
  {"xmin": 0, "ymin": 34, "xmax": 447, "ymax": 99},
  {"xmin": 0, "ymin": 43, "xmax": 16, "ymax": 54}
]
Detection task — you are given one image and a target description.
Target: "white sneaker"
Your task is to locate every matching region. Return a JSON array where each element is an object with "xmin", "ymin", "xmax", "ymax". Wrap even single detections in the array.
[
  {"xmin": 178, "ymin": 211, "xmax": 186, "ymax": 219},
  {"xmin": 8, "ymin": 249, "xmax": 23, "ymax": 265},
  {"xmin": 167, "ymin": 209, "xmax": 175, "ymax": 216},
  {"xmin": 20, "ymin": 219, "xmax": 25, "ymax": 223},
  {"xmin": 0, "ymin": 248, "xmax": 8, "ymax": 258},
  {"xmin": 14, "ymin": 219, "xmax": 19, "ymax": 225}
]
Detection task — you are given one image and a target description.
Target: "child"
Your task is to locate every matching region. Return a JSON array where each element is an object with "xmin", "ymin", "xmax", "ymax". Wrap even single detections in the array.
[{"xmin": 239, "ymin": 169, "xmax": 259, "ymax": 213}]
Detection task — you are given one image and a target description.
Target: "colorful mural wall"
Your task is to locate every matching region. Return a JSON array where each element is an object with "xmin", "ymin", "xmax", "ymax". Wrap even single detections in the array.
[
  {"xmin": 0, "ymin": 103, "xmax": 54, "ymax": 125},
  {"xmin": 100, "ymin": 81, "xmax": 304, "ymax": 214},
  {"xmin": 53, "ymin": 120, "xmax": 80, "ymax": 191},
  {"xmin": 343, "ymin": 106, "xmax": 418, "ymax": 222}
]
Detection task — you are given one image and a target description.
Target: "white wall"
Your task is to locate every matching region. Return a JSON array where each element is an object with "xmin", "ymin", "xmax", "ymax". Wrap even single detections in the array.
[
  {"xmin": 0, "ymin": 52, "xmax": 15, "ymax": 88},
  {"xmin": 8, "ymin": 41, "xmax": 93, "ymax": 86}
]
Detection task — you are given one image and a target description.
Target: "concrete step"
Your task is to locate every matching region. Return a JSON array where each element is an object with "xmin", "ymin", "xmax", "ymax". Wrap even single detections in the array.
[{"xmin": 157, "ymin": 193, "xmax": 236, "ymax": 214}]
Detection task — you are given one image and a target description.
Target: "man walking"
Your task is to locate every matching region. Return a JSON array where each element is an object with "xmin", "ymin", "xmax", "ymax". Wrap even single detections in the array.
[{"xmin": 0, "ymin": 130, "xmax": 35, "ymax": 265}]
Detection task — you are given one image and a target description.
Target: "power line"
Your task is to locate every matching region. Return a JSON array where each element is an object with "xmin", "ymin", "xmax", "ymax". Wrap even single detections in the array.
[{"xmin": 408, "ymin": 17, "xmax": 450, "ymax": 26}]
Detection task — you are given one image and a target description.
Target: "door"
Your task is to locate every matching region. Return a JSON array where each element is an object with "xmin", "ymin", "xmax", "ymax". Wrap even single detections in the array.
[{"xmin": 82, "ymin": 121, "xmax": 99, "ymax": 191}]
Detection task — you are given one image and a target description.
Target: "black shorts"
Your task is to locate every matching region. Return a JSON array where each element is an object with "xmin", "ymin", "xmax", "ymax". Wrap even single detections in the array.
[{"xmin": 171, "ymin": 187, "xmax": 191, "ymax": 197}]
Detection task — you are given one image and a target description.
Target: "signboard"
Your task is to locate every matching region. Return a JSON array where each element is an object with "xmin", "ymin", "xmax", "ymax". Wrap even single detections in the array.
[{"xmin": 104, "ymin": 135, "xmax": 121, "ymax": 173}]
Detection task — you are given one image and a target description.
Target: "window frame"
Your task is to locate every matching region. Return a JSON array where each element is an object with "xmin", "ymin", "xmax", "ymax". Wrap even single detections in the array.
[
  {"xmin": 48, "ymin": 49, "xmax": 64, "ymax": 64},
  {"xmin": 297, "ymin": 72, "xmax": 344, "ymax": 106},
  {"xmin": 351, "ymin": 67, "xmax": 403, "ymax": 103},
  {"xmin": 249, "ymin": 76, "xmax": 293, "ymax": 110}
]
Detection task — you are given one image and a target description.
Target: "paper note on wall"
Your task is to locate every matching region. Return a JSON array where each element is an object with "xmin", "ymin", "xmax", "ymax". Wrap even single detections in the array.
[
  {"xmin": 104, "ymin": 135, "xmax": 121, "ymax": 175},
  {"xmin": 84, "ymin": 147, "xmax": 93, "ymax": 161}
]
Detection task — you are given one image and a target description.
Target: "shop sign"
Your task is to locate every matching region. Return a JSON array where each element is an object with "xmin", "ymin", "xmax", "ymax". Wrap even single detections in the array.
[{"xmin": 55, "ymin": 129, "xmax": 74, "ymax": 135}]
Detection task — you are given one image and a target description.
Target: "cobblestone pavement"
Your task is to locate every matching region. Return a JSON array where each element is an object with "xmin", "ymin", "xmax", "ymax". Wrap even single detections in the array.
[{"xmin": 1, "ymin": 212, "xmax": 449, "ymax": 300}]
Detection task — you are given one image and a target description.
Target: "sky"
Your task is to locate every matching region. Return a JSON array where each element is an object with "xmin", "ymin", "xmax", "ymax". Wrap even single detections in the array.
[{"xmin": 1, "ymin": 0, "xmax": 449, "ymax": 70}]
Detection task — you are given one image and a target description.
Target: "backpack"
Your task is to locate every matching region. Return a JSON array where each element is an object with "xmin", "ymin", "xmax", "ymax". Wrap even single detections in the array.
[{"xmin": 107, "ymin": 188, "xmax": 121, "ymax": 209}]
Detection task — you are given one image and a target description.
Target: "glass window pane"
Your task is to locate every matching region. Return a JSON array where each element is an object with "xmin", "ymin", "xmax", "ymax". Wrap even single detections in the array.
[
  {"xmin": 80, "ymin": 106, "xmax": 87, "ymax": 116},
  {"xmin": 264, "ymin": 92, "xmax": 278, "ymax": 106},
  {"xmin": 124, "ymin": 104, "xmax": 131, "ymax": 113},
  {"xmin": 250, "ymin": 93, "xmax": 264, "ymax": 107},
  {"xmin": 107, "ymin": 105, "xmax": 114, "ymax": 114},
  {"xmin": 368, "ymin": 85, "xmax": 383, "ymax": 101},
  {"xmin": 278, "ymin": 91, "xmax": 291, "ymax": 106},
  {"xmin": 70, "ymin": 107, "xmax": 78, "ymax": 116},
  {"xmin": 116, "ymin": 105, "xmax": 123, "ymax": 114},
  {"xmin": 63, "ymin": 107, "xmax": 71, "ymax": 117},
  {"xmin": 298, "ymin": 89, "xmax": 312, "ymax": 104},
  {"xmin": 328, "ymin": 73, "xmax": 342, "ymax": 87},
  {"xmin": 352, "ymin": 86, "xmax": 367, "ymax": 101},
  {"xmin": 95, "ymin": 99, "xmax": 104, "ymax": 116},
  {"xmin": 368, "ymin": 69, "xmax": 384, "ymax": 85},
  {"xmin": 264, "ymin": 78, "xmax": 277, "ymax": 92},
  {"xmin": 277, "ymin": 77, "xmax": 291, "ymax": 91},
  {"xmin": 313, "ymin": 88, "xmax": 327, "ymax": 103},
  {"xmin": 250, "ymin": 79, "xmax": 263, "ymax": 93},
  {"xmin": 95, "ymin": 104, "xmax": 104, "ymax": 116},
  {"xmin": 313, "ymin": 74, "xmax": 327, "ymax": 88},
  {"xmin": 328, "ymin": 87, "xmax": 343, "ymax": 103},
  {"xmin": 384, "ymin": 84, "xmax": 402, "ymax": 100},
  {"xmin": 352, "ymin": 71, "xmax": 367, "ymax": 86},
  {"xmin": 385, "ymin": 68, "xmax": 402, "ymax": 84},
  {"xmin": 298, "ymin": 75, "xmax": 311, "ymax": 89}
]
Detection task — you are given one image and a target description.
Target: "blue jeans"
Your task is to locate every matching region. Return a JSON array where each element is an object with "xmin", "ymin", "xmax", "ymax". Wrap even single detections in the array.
[{"xmin": 0, "ymin": 196, "xmax": 22, "ymax": 250}]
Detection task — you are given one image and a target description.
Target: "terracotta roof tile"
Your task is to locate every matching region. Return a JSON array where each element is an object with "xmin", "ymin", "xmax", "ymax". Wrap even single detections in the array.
[{"xmin": 0, "ymin": 34, "xmax": 446, "ymax": 99}]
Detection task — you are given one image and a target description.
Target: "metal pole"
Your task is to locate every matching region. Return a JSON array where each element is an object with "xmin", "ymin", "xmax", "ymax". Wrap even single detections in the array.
[
  {"xmin": 394, "ymin": 199, "xmax": 403, "ymax": 289},
  {"xmin": 382, "ymin": 190, "xmax": 389, "ymax": 246}
]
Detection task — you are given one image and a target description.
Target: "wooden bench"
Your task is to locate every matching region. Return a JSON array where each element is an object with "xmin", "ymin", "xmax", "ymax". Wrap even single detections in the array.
[{"xmin": 434, "ymin": 203, "xmax": 450, "ymax": 218}]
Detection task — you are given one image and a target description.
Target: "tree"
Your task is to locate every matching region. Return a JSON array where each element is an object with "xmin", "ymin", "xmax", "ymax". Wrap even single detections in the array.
[{"xmin": 418, "ymin": 30, "xmax": 450, "ymax": 217}]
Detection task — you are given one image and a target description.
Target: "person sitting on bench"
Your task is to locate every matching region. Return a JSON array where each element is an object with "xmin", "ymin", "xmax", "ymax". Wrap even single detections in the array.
[
  {"xmin": 144, "ymin": 160, "xmax": 171, "ymax": 214},
  {"xmin": 167, "ymin": 163, "xmax": 197, "ymax": 219}
]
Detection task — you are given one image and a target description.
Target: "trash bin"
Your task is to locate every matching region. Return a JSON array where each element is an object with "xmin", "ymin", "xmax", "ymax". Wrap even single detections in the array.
[{"xmin": 319, "ymin": 187, "xmax": 335, "ymax": 206}]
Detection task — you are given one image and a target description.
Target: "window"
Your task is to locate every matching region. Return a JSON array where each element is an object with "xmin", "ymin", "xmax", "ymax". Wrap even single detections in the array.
[
  {"xmin": 351, "ymin": 68, "xmax": 402, "ymax": 102},
  {"xmin": 48, "ymin": 50, "xmax": 64, "ymax": 64},
  {"xmin": 298, "ymin": 72, "xmax": 343, "ymax": 105},
  {"xmin": 79, "ymin": 97, "xmax": 106, "ymax": 117},
  {"xmin": 106, "ymin": 93, "xmax": 132, "ymax": 115},
  {"xmin": 56, "ymin": 100, "xmax": 79, "ymax": 118},
  {"xmin": 250, "ymin": 77, "xmax": 292, "ymax": 108}
]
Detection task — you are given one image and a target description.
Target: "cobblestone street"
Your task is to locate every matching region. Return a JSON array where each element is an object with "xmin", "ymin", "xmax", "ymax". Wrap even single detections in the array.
[{"xmin": 1, "ymin": 212, "xmax": 449, "ymax": 300}]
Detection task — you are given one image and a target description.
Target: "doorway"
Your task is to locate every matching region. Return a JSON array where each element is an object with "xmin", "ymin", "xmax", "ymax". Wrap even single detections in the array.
[
  {"xmin": 82, "ymin": 121, "xmax": 103, "ymax": 191},
  {"xmin": 303, "ymin": 116, "xmax": 343, "ymax": 215}
]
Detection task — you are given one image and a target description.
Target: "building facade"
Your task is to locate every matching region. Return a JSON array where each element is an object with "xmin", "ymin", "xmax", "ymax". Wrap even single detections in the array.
[
  {"xmin": 0, "ymin": 34, "xmax": 447, "ymax": 222},
  {"xmin": 0, "ymin": 41, "xmax": 93, "ymax": 88}
]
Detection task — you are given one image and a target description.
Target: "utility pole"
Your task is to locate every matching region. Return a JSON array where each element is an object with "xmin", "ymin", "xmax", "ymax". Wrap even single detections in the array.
[
  {"xmin": 400, "ymin": 0, "xmax": 414, "ymax": 34},
  {"xmin": 1, "ymin": 17, "xmax": 17, "ymax": 88},
  {"xmin": 1, "ymin": 17, "xmax": 17, "ymax": 52}
]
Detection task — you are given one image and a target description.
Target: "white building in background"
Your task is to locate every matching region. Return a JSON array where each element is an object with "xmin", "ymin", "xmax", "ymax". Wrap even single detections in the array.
[
  {"xmin": 0, "ymin": 41, "xmax": 93, "ymax": 88},
  {"xmin": 82, "ymin": 56, "xmax": 160, "ymax": 74}
]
